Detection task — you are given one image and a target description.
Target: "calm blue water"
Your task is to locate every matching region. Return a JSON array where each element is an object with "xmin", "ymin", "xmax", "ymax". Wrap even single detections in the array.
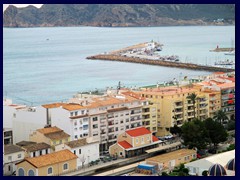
[{"xmin": 3, "ymin": 26, "xmax": 235, "ymax": 105}]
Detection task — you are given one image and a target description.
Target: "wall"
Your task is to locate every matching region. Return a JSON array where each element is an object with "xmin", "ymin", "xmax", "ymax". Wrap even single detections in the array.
[
  {"xmin": 12, "ymin": 106, "xmax": 47, "ymax": 144},
  {"xmin": 4, "ymin": 151, "xmax": 24, "ymax": 175}
]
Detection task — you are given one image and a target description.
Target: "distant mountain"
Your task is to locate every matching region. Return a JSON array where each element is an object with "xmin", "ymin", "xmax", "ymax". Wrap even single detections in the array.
[{"xmin": 3, "ymin": 4, "xmax": 235, "ymax": 27}]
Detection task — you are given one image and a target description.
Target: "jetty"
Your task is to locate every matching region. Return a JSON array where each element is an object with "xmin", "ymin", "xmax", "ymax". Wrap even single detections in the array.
[
  {"xmin": 210, "ymin": 47, "xmax": 235, "ymax": 52},
  {"xmin": 86, "ymin": 42, "xmax": 234, "ymax": 72}
]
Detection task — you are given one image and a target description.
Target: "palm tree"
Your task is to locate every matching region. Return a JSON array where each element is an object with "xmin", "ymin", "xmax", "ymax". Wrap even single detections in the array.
[
  {"xmin": 213, "ymin": 110, "xmax": 229, "ymax": 125},
  {"xmin": 187, "ymin": 93, "xmax": 198, "ymax": 118}
]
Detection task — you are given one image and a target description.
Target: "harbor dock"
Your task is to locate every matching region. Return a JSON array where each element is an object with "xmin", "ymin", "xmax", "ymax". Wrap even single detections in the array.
[
  {"xmin": 87, "ymin": 54, "xmax": 234, "ymax": 72},
  {"xmin": 87, "ymin": 42, "xmax": 234, "ymax": 72}
]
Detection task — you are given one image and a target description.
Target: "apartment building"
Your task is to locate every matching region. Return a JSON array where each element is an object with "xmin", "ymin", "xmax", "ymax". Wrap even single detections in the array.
[{"xmin": 136, "ymin": 86, "xmax": 208, "ymax": 136}]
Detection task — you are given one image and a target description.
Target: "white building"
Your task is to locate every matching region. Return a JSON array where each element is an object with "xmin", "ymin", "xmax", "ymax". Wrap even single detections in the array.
[
  {"xmin": 4, "ymin": 145, "xmax": 24, "ymax": 176},
  {"xmin": 55, "ymin": 137, "xmax": 99, "ymax": 168},
  {"xmin": 21, "ymin": 142, "xmax": 51, "ymax": 158},
  {"xmin": 185, "ymin": 150, "xmax": 235, "ymax": 176},
  {"xmin": 3, "ymin": 99, "xmax": 48, "ymax": 144}
]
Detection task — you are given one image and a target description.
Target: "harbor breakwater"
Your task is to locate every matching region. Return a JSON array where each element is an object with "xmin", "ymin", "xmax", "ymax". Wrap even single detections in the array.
[{"xmin": 86, "ymin": 54, "xmax": 234, "ymax": 72}]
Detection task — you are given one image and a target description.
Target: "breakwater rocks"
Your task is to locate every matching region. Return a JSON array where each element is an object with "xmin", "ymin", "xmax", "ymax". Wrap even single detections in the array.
[{"xmin": 86, "ymin": 54, "xmax": 234, "ymax": 72}]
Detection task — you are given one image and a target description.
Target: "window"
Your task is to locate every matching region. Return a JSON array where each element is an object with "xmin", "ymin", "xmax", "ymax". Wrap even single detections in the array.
[
  {"xmin": 18, "ymin": 154, "xmax": 22, "ymax": 158},
  {"xmin": 18, "ymin": 168, "xmax": 25, "ymax": 176},
  {"xmin": 74, "ymin": 135, "xmax": 78, "ymax": 139},
  {"xmin": 63, "ymin": 163, "xmax": 68, "ymax": 170},
  {"xmin": 70, "ymin": 112, "xmax": 74, "ymax": 116},
  {"xmin": 46, "ymin": 149, "xmax": 48, "ymax": 154},
  {"xmin": 28, "ymin": 169, "xmax": 35, "ymax": 176},
  {"xmin": 119, "ymin": 152, "xmax": 123, "ymax": 156},
  {"xmin": 33, "ymin": 152, "xmax": 36, "ymax": 157},
  {"xmin": 8, "ymin": 156, "xmax": 12, "ymax": 161},
  {"xmin": 93, "ymin": 117, "xmax": 98, "ymax": 121},
  {"xmin": 147, "ymin": 136, "xmax": 150, "ymax": 141},
  {"xmin": 79, "ymin": 149, "xmax": 81, "ymax": 154},
  {"xmin": 47, "ymin": 167, "xmax": 53, "ymax": 175},
  {"xmin": 40, "ymin": 150, "xmax": 42, "ymax": 156},
  {"xmin": 141, "ymin": 137, "xmax": 144, "ymax": 144},
  {"xmin": 81, "ymin": 110, "xmax": 85, "ymax": 114},
  {"xmin": 136, "ymin": 138, "xmax": 139, "ymax": 144},
  {"xmin": 13, "ymin": 113, "xmax": 16, "ymax": 118},
  {"xmin": 74, "ymin": 150, "xmax": 76, "ymax": 154},
  {"xmin": 93, "ymin": 124, "xmax": 98, "ymax": 129},
  {"xmin": 75, "ymin": 111, "xmax": 78, "ymax": 116},
  {"xmin": 8, "ymin": 165, "xmax": 11, "ymax": 171},
  {"xmin": 115, "ymin": 127, "xmax": 118, "ymax": 131}
]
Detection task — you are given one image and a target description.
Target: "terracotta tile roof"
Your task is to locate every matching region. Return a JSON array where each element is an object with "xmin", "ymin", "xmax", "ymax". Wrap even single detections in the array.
[
  {"xmin": 19, "ymin": 149, "xmax": 77, "ymax": 168},
  {"xmin": 22, "ymin": 143, "xmax": 51, "ymax": 152},
  {"xmin": 37, "ymin": 126, "xmax": 70, "ymax": 140},
  {"xmin": 37, "ymin": 126, "xmax": 62, "ymax": 134},
  {"xmin": 45, "ymin": 131, "xmax": 70, "ymax": 140},
  {"xmin": 121, "ymin": 91, "xmax": 145, "ymax": 100},
  {"xmin": 213, "ymin": 72, "xmax": 225, "ymax": 74},
  {"xmin": 16, "ymin": 141, "xmax": 37, "ymax": 147},
  {"xmin": 216, "ymin": 82, "xmax": 235, "ymax": 89},
  {"xmin": 42, "ymin": 103, "xmax": 66, "ymax": 109},
  {"xmin": 65, "ymin": 138, "xmax": 96, "ymax": 148},
  {"xmin": 147, "ymin": 149, "xmax": 196, "ymax": 163},
  {"xmin": 118, "ymin": 141, "xmax": 132, "ymax": 149},
  {"xmin": 4, "ymin": 145, "xmax": 24, "ymax": 155},
  {"xmin": 152, "ymin": 135, "xmax": 159, "ymax": 142},
  {"xmin": 42, "ymin": 103, "xmax": 84, "ymax": 111},
  {"xmin": 126, "ymin": 127, "xmax": 151, "ymax": 137}
]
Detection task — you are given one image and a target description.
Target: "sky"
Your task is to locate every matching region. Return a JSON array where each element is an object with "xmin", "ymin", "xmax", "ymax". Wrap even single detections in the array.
[{"xmin": 3, "ymin": 4, "xmax": 43, "ymax": 12}]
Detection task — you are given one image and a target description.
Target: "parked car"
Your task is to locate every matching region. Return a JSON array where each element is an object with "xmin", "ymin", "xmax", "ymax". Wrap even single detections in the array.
[
  {"xmin": 164, "ymin": 134, "xmax": 173, "ymax": 140},
  {"xmin": 208, "ymin": 148, "xmax": 217, "ymax": 154}
]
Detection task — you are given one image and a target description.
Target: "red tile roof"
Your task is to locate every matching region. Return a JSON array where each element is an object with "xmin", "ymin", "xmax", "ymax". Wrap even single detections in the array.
[
  {"xmin": 126, "ymin": 127, "xmax": 151, "ymax": 137},
  {"xmin": 152, "ymin": 135, "xmax": 159, "ymax": 142},
  {"xmin": 118, "ymin": 141, "xmax": 132, "ymax": 149}
]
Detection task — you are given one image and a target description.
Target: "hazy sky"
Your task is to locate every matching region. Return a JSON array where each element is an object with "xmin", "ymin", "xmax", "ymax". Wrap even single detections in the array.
[{"xmin": 3, "ymin": 4, "xmax": 43, "ymax": 12}]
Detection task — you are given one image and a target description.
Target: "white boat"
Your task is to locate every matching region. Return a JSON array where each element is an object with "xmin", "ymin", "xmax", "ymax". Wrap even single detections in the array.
[
  {"xmin": 214, "ymin": 59, "xmax": 234, "ymax": 65},
  {"xmin": 224, "ymin": 50, "xmax": 235, "ymax": 56}
]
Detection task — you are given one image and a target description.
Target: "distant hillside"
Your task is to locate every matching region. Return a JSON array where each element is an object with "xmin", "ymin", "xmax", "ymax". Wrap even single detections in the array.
[{"xmin": 3, "ymin": 4, "xmax": 235, "ymax": 27}]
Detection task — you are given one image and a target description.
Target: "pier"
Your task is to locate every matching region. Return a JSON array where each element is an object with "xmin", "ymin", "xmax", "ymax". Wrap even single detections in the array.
[
  {"xmin": 87, "ymin": 54, "xmax": 234, "ymax": 72},
  {"xmin": 86, "ymin": 42, "xmax": 234, "ymax": 72}
]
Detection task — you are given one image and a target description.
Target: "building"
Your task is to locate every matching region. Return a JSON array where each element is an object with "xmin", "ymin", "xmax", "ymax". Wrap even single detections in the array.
[
  {"xmin": 185, "ymin": 150, "xmax": 235, "ymax": 176},
  {"xmin": 135, "ymin": 86, "xmax": 208, "ymax": 136},
  {"xmin": 3, "ymin": 128, "xmax": 13, "ymax": 145},
  {"xmin": 4, "ymin": 144, "xmax": 25, "ymax": 176},
  {"xmin": 55, "ymin": 137, "xmax": 99, "ymax": 168},
  {"xmin": 43, "ymin": 94, "xmax": 146, "ymax": 153},
  {"xmin": 21, "ymin": 142, "xmax": 51, "ymax": 158},
  {"xmin": 146, "ymin": 149, "xmax": 196, "ymax": 171},
  {"xmin": 109, "ymin": 127, "xmax": 161, "ymax": 158},
  {"xmin": 16, "ymin": 149, "xmax": 77, "ymax": 176},
  {"xmin": 29, "ymin": 126, "xmax": 70, "ymax": 151},
  {"xmin": 195, "ymin": 72, "xmax": 235, "ymax": 121}
]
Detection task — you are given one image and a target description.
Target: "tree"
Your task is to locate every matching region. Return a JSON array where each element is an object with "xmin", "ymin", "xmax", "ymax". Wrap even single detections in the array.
[
  {"xmin": 186, "ymin": 93, "xmax": 198, "ymax": 118},
  {"xmin": 202, "ymin": 170, "xmax": 208, "ymax": 176},
  {"xmin": 204, "ymin": 118, "xmax": 228, "ymax": 148},
  {"xmin": 181, "ymin": 119, "xmax": 209, "ymax": 149},
  {"xmin": 170, "ymin": 124, "xmax": 182, "ymax": 136},
  {"xmin": 213, "ymin": 109, "xmax": 229, "ymax": 125}
]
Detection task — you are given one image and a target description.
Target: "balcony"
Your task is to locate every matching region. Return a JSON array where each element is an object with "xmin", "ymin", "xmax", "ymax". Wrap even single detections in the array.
[
  {"xmin": 187, "ymin": 108, "xmax": 194, "ymax": 112},
  {"xmin": 209, "ymin": 97, "xmax": 216, "ymax": 101},
  {"xmin": 174, "ymin": 111, "xmax": 183, "ymax": 115},
  {"xmin": 209, "ymin": 104, "xmax": 215, "ymax": 107}
]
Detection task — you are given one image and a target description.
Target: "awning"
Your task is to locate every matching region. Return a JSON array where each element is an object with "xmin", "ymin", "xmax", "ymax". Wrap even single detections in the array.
[{"xmin": 145, "ymin": 142, "xmax": 181, "ymax": 153}]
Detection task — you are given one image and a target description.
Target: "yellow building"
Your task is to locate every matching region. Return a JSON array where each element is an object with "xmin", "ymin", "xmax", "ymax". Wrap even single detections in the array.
[
  {"xmin": 29, "ymin": 126, "xmax": 70, "ymax": 151},
  {"xmin": 121, "ymin": 91, "xmax": 157, "ymax": 135},
  {"xmin": 109, "ymin": 127, "xmax": 161, "ymax": 158},
  {"xmin": 135, "ymin": 86, "xmax": 208, "ymax": 136},
  {"xmin": 146, "ymin": 149, "xmax": 196, "ymax": 170},
  {"xmin": 16, "ymin": 149, "xmax": 77, "ymax": 176}
]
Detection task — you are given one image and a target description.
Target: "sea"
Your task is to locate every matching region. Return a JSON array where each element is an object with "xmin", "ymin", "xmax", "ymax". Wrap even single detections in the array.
[{"xmin": 3, "ymin": 26, "xmax": 235, "ymax": 106}]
